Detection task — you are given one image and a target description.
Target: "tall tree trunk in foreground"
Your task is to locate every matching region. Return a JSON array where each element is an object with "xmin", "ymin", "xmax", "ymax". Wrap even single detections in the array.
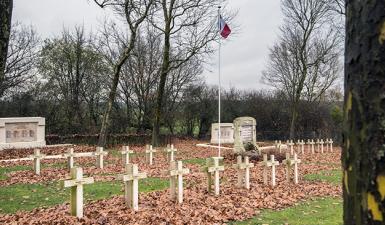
[
  {"xmin": 0, "ymin": 0, "xmax": 13, "ymax": 98},
  {"xmin": 96, "ymin": 0, "xmax": 153, "ymax": 147},
  {"xmin": 343, "ymin": 0, "xmax": 385, "ymax": 223},
  {"xmin": 152, "ymin": 30, "xmax": 170, "ymax": 147}
]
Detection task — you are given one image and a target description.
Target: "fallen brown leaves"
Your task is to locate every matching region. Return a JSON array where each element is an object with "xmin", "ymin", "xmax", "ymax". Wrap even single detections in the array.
[{"xmin": 0, "ymin": 140, "xmax": 342, "ymax": 224}]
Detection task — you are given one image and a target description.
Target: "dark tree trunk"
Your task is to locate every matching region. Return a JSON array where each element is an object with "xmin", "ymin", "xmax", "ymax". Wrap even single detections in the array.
[
  {"xmin": 98, "ymin": 35, "xmax": 136, "ymax": 147},
  {"xmin": 98, "ymin": 61, "xmax": 126, "ymax": 147},
  {"xmin": 0, "ymin": 0, "xmax": 13, "ymax": 98},
  {"xmin": 289, "ymin": 103, "xmax": 298, "ymax": 140},
  {"xmin": 152, "ymin": 31, "xmax": 171, "ymax": 147},
  {"xmin": 343, "ymin": 0, "xmax": 385, "ymax": 224}
]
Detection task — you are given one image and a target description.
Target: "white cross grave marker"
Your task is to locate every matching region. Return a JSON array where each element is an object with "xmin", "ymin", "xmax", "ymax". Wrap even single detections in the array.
[
  {"xmin": 145, "ymin": 144, "xmax": 157, "ymax": 165},
  {"xmin": 283, "ymin": 153, "xmax": 301, "ymax": 184},
  {"xmin": 63, "ymin": 167, "xmax": 94, "ymax": 218},
  {"xmin": 307, "ymin": 139, "xmax": 315, "ymax": 154},
  {"xmin": 29, "ymin": 149, "xmax": 46, "ymax": 175},
  {"xmin": 63, "ymin": 148, "xmax": 76, "ymax": 169},
  {"xmin": 169, "ymin": 160, "xmax": 190, "ymax": 203},
  {"xmin": 320, "ymin": 139, "xmax": 325, "ymax": 153},
  {"xmin": 121, "ymin": 146, "xmax": 134, "ymax": 166},
  {"xmin": 316, "ymin": 139, "xmax": 321, "ymax": 153},
  {"xmin": 261, "ymin": 154, "xmax": 280, "ymax": 187},
  {"xmin": 329, "ymin": 139, "xmax": 334, "ymax": 152},
  {"xmin": 299, "ymin": 140, "xmax": 305, "ymax": 154},
  {"xmin": 94, "ymin": 147, "xmax": 108, "ymax": 169},
  {"xmin": 117, "ymin": 164, "xmax": 147, "ymax": 211},
  {"xmin": 205, "ymin": 157, "xmax": 225, "ymax": 195},
  {"xmin": 165, "ymin": 144, "xmax": 177, "ymax": 162},
  {"xmin": 233, "ymin": 156, "xmax": 254, "ymax": 189},
  {"xmin": 288, "ymin": 140, "xmax": 295, "ymax": 155},
  {"xmin": 275, "ymin": 141, "xmax": 283, "ymax": 153}
]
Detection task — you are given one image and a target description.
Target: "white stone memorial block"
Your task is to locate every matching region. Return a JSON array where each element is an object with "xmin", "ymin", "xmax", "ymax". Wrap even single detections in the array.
[
  {"xmin": 94, "ymin": 147, "xmax": 108, "ymax": 169},
  {"xmin": 0, "ymin": 117, "xmax": 46, "ymax": 150},
  {"xmin": 210, "ymin": 123, "xmax": 234, "ymax": 144},
  {"xmin": 261, "ymin": 154, "xmax": 279, "ymax": 187},
  {"xmin": 118, "ymin": 164, "xmax": 147, "ymax": 211},
  {"xmin": 165, "ymin": 144, "xmax": 177, "ymax": 162},
  {"xmin": 233, "ymin": 156, "xmax": 254, "ymax": 189},
  {"xmin": 145, "ymin": 144, "xmax": 157, "ymax": 165},
  {"xmin": 29, "ymin": 148, "xmax": 45, "ymax": 175},
  {"xmin": 205, "ymin": 157, "xmax": 224, "ymax": 195},
  {"xmin": 63, "ymin": 167, "xmax": 94, "ymax": 218},
  {"xmin": 233, "ymin": 117, "xmax": 257, "ymax": 153},
  {"xmin": 121, "ymin": 146, "xmax": 134, "ymax": 166},
  {"xmin": 169, "ymin": 161, "xmax": 190, "ymax": 203}
]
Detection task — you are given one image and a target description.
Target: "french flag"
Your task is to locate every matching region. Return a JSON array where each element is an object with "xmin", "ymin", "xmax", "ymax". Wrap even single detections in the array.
[{"xmin": 219, "ymin": 15, "xmax": 231, "ymax": 39}]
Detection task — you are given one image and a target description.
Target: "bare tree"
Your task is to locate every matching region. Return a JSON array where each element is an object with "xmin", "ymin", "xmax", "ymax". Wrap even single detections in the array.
[
  {"xmin": 0, "ymin": 0, "xmax": 13, "ymax": 97},
  {"xmin": 94, "ymin": 0, "xmax": 154, "ymax": 147},
  {"xmin": 262, "ymin": 0, "xmax": 341, "ymax": 139},
  {"xmin": 117, "ymin": 27, "xmax": 162, "ymax": 132},
  {"xmin": 150, "ymin": 0, "xmax": 226, "ymax": 146},
  {"xmin": 1, "ymin": 23, "xmax": 39, "ymax": 98},
  {"xmin": 163, "ymin": 56, "xmax": 203, "ymax": 134},
  {"xmin": 181, "ymin": 82, "xmax": 217, "ymax": 138},
  {"xmin": 39, "ymin": 26, "xmax": 108, "ymax": 133},
  {"xmin": 326, "ymin": 0, "xmax": 345, "ymax": 15}
]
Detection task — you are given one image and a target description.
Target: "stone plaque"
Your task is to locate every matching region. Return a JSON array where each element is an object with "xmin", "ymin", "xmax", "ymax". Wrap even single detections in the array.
[
  {"xmin": 0, "ymin": 117, "xmax": 46, "ymax": 150},
  {"xmin": 233, "ymin": 117, "xmax": 257, "ymax": 153},
  {"xmin": 210, "ymin": 123, "xmax": 234, "ymax": 144},
  {"xmin": 5, "ymin": 122, "xmax": 37, "ymax": 143},
  {"xmin": 241, "ymin": 125, "xmax": 253, "ymax": 143}
]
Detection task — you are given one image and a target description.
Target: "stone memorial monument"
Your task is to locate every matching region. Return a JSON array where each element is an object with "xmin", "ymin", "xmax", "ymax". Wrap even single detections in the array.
[
  {"xmin": 0, "ymin": 117, "xmax": 46, "ymax": 150},
  {"xmin": 210, "ymin": 123, "xmax": 234, "ymax": 144},
  {"xmin": 233, "ymin": 117, "xmax": 257, "ymax": 153}
]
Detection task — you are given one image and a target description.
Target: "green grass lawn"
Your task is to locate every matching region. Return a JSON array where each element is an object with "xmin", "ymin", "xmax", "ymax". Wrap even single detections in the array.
[
  {"xmin": 234, "ymin": 197, "xmax": 342, "ymax": 225},
  {"xmin": 183, "ymin": 158, "xmax": 207, "ymax": 166},
  {"xmin": 303, "ymin": 170, "xmax": 342, "ymax": 185},
  {"xmin": 0, "ymin": 165, "xmax": 31, "ymax": 180},
  {"xmin": 0, "ymin": 162, "xmax": 68, "ymax": 181},
  {"xmin": 0, "ymin": 177, "xmax": 168, "ymax": 214}
]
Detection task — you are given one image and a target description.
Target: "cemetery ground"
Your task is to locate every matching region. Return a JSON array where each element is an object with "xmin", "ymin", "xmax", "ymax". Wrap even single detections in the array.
[{"xmin": 0, "ymin": 139, "xmax": 341, "ymax": 224}]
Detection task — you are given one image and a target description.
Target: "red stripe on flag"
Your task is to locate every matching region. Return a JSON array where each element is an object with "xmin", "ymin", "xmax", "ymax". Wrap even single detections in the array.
[{"xmin": 220, "ymin": 24, "xmax": 231, "ymax": 39}]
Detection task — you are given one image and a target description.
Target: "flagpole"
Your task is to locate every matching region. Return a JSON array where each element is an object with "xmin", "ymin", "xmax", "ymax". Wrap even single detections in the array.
[{"xmin": 218, "ymin": 6, "xmax": 222, "ymax": 158}]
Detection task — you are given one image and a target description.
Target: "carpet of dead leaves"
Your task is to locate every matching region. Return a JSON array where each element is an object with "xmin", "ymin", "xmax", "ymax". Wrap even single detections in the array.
[{"xmin": 0, "ymin": 140, "xmax": 342, "ymax": 224}]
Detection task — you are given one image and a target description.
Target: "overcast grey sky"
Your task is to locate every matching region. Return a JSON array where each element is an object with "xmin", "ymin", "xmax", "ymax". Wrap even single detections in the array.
[{"xmin": 13, "ymin": 0, "xmax": 283, "ymax": 90}]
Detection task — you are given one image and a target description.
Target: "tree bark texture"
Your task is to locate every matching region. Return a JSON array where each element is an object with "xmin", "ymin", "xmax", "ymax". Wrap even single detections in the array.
[
  {"xmin": 343, "ymin": 0, "xmax": 385, "ymax": 224},
  {"xmin": 152, "ymin": 25, "xmax": 171, "ymax": 147},
  {"xmin": 0, "ymin": 0, "xmax": 13, "ymax": 98}
]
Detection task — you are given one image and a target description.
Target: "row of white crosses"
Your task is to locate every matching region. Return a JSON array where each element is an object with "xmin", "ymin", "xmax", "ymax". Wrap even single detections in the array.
[
  {"xmin": 28, "ymin": 147, "xmax": 109, "ymax": 175},
  {"xmin": 307, "ymin": 138, "xmax": 334, "ymax": 154},
  {"xmin": 233, "ymin": 156, "xmax": 254, "ymax": 189},
  {"xmin": 203, "ymin": 152, "xmax": 302, "ymax": 198},
  {"xmin": 124, "ymin": 144, "xmax": 179, "ymax": 165},
  {"xmin": 29, "ymin": 143, "xmax": 167, "ymax": 176},
  {"xmin": 262, "ymin": 153, "xmax": 301, "ymax": 186},
  {"xmin": 62, "ymin": 143, "xmax": 178, "ymax": 216},
  {"xmin": 275, "ymin": 138, "xmax": 334, "ymax": 155},
  {"xmin": 59, "ymin": 143, "xmax": 303, "ymax": 218}
]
